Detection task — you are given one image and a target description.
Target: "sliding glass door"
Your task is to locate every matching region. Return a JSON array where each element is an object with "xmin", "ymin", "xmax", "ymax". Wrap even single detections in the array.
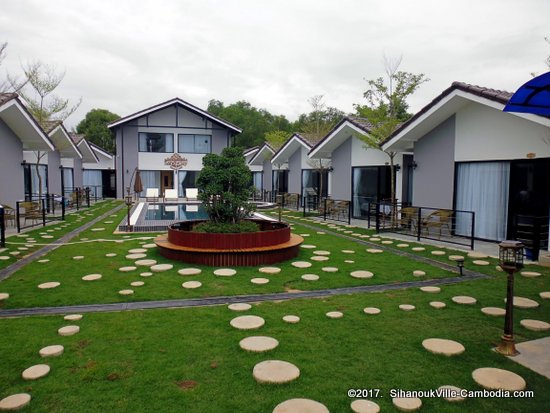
[{"xmin": 351, "ymin": 166, "xmax": 392, "ymax": 218}]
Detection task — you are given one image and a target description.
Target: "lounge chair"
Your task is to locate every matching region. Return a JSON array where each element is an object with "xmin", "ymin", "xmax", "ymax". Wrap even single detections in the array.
[
  {"xmin": 145, "ymin": 188, "xmax": 159, "ymax": 203},
  {"xmin": 163, "ymin": 189, "xmax": 178, "ymax": 203},
  {"xmin": 422, "ymin": 209, "xmax": 453, "ymax": 237},
  {"xmin": 185, "ymin": 188, "xmax": 198, "ymax": 201}
]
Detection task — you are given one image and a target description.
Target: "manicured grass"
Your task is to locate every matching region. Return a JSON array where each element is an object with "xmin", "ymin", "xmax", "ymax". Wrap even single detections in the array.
[{"xmin": 0, "ymin": 274, "xmax": 548, "ymax": 412}]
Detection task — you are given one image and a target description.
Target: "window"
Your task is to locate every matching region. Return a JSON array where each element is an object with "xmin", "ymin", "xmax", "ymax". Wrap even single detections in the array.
[
  {"xmin": 177, "ymin": 170, "xmax": 198, "ymax": 197},
  {"xmin": 24, "ymin": 164, "xmax": 48, "ymax": 199},
  {"xmin": 178, "ymin": 134, "xmax": 211, "ymax": 154},
  {"xmin": 139, "ymin": 133, "xmax": 174, "ymax": 153},
  {"xmin": 351, "ymin": 166, "xmax": 392, "ymax": 218}
]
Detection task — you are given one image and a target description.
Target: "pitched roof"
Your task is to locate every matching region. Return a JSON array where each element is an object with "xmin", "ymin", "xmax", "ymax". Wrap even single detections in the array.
[
  {"xmin": 308, "ymin": 116, "xmax": 373, "ymax": 158},
  {"xmin": 42, "ymin": 120, "xmax": 63, "ymax": 134},
  {"xmin": 0, "ymin": 93, "xmax": 17, "ymax": 106},
  {"xmin": 69, "ymin": 132, "xmax": 84, "ymax": 145}
]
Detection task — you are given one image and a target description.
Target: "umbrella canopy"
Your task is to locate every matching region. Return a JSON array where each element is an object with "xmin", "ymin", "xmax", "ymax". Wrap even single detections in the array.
[
  {"xmin": 504, "ymin": 71, "xmax": 550, "ymax": 116},
  {"xmin": 133, "ymin": 169, "xmax": 143, "ymax": 194}
]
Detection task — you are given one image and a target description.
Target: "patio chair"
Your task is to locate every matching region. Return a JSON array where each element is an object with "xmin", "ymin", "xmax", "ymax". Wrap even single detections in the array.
[
  {"xmin": 422, "ymin": 209, "xmax": 453, "ymax": 237},
  {"xmin": 1, "ymin": 205, "xmax": 16, "ymax": 228},
  {"xmin": 145, "ymin": 188, "xmax": 159, "ymax": 203},
  {"xmin": 20, "ymin": 201, "xmax": 42, "ymax": 225},
  {"xmin": 185, "ymin": 188, "xmax": 198, "ymax": 201},
  {"xmin": 163, "ymin": 189, "xmax": 178, "ymax": 203},
  {"xmin": 399, "ymin": 207, "xmax": 419, "ymax": 232}
]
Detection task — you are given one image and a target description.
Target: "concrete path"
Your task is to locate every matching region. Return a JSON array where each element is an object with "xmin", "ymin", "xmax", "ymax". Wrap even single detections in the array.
[{"xmin": 510, "ymin": 337, "xmax": 550, "ymax": 379}]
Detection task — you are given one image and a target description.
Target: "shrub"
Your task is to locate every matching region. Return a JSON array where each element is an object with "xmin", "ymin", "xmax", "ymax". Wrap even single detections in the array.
[{"xmin": 193, "ymin": 220, "xmax": 260, "ymax": 233}]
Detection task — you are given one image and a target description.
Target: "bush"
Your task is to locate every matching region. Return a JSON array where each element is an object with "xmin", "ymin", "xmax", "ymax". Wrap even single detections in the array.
[{"xmin": 193, "ymin": 220, "xmax": 260, "ymax": 234}]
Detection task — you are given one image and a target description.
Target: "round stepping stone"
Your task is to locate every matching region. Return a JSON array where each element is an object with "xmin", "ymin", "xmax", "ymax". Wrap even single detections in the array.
[
  {"xmin": 540, "ymin": 291, "xmax": 550, "ymax": 299},
  {"xmin": 273, "ymin": 398, "xmax": 328, "ymax": 413},
  {"xmin": 468, "ymin": 251, "xmax": 488, "ymax": 259},
  {"xmin": 39, "ymin": 345, "xmax": 64, "ymax": 357},
  {"xmin": 351, "ymin": 399, "xmax": 380, "ymax": 413},
  {"xmin": 126, "ymin": 253, "xmax": 147, "ymax": 260},
  {"xmin": 0, "ymin": 256, "xmax": 11, "ymax": 261},
  {"xmin": 140, "ymin": 272, "xmax": 153, "ymax": 277},
  {"xmin": 363, "ymin": 307, "xmax": 381, "ymax": 315},
  {"xmin": 142, "ymin": 243, "xmax": 157, "ymax": 249},
  {"xmin": 317, "ymin": 231, "xmax": 325, "ymax": 235},
  {"xmin": 82, "ymin": 274, "xmax": 102, "ymax": 281},
  {"xmin": 301, "ymin": 274, "xmax": 319, "ymax": 281},
  {"xmin": 506, "ymin": 296, "xmax": 539, "ymax": 309},
  {"xmin": 178, "ymin": 268, "xmax": 202, "ymax": 276},
  {"xmin": 151, "ymin": 264, "xmax": 173, "ymax": 272},
  {"xmin": 0, "ymin": 393, "xmax": 31, "ymax": 410},
  {"xmin": 130, "ymin": 281, "xmax": 144, "ymax": 287},
  {"xmin": 73, "ymin": 256, "xmax": 84, "ymax": 260},
  {"xmin": 399, "ymin": 304, "xmax": 415, "ymax": 311},
  {"xmin": 58, "ymin": 325, "xmax": 80, "ymax": 336},
  {"xmin": 105, "ymin": 253, "xmax": 117, "ymax": 257},
  {"xmin": 239, "ymin": 336, "xmax": 279, "ymax": 352},
  {"xmin": 392, "ymin": 397, "xmax": 422, "ymax": 411},
  {"xmin": 300, "ymin": 244, "xmax": 317, "ymax": 249},
  {"xmin": 311, "ymin": 256, "xmax": 329, "ymax": 262},
  {"xmin": 342, "ymin": 250, "xmax": 355, "ymax": 254},
  {"xmin": 37, "ymin": 259, "xmax": 49, "ymax": 263},
  {"xmin": 292, "ymin": 261, "xmax": 312, "ymax": 268},
  {"xmin": 91, "ymin": 228, "xmax": 104, "ymax": 232},
  {"xmin": 134, "ymin": 259, "xmax": 156, "ymax": 267},
  {"xmin": 228, "ymin": 303, "xmax": 251, "ymax": 312},
  {"xmin": 214, "ymin": 268, "xmax": 236, "ymax": 276},
  {"xmin": 448, "ymin": 255, "xmax": 464, "ymax": 261},
  {"xmin": 420, "ymin": 286, "xmax": 440, "ymax": 293},
  {"xmin": 313, "ymin": 250, "xmax": 330, "ymax": 256},
  {"xmin": 369, "ymin": 237, "xmax": 381, "ymax": 241},
  {"xmin": 473, "ymin": 260, "xmax": 490, "ymax": 266},
  {"xmin": 422, "ymin": 338, "xmax": 465, "ymax": 356},
  {"xmin": 452, "ymin": 295, "xmax": 477, "ymax": 305},
  {"xmin": 128, "ymin": 248, "xmax": 147, "ymax": 254},
  {"xmin": 413, "ymin": 270, "xmax": 426, "ymax": 277},
  {"xmin": 326, "ymin": 311, "xmax": 343, "ymax": 319},
  {"xmin": 9, "ymin": 252, "xmax": 20, "ymax": 256},
  {"xmin": 431, "ymin": 250, "xmax": 446, "ymax": 256},
  {"xmin": 64, "ymin": 314, "xmax": 82, "ymax": 321},
  {"xmin": 481, "ymin": 307, "xmax": 505, "ymax": 316},
  {"xmin": 345, "ymin": 260, "xmax": 355, "ymax": 264},
  {"xmin": 438, "ymin": 385, "xmax": 466, "ymax": 402},
  {"xmin": 119, "ymin": 289, "xmax": 134, "ymax": 296},
  {"xmin": 520, "ymin": 319, "xmax": 550, "ymax": 331},
  {"xmin": 251, "ymin": 277, "xmax": 270, "ymax": 285},
  {"xmin": 17, "ymin": 247, "xmax": 28, "ymax": 251},
  {"xmin": 41, "ymin": 235, "xmax": 53, "ymax": 239},
  {"xmin": 397, "ymin": 243, "xmax": 409, "ymax": 248},
  {"xmin": 366, "ymin": 248, "xmax": 383, "ymax": 253},
  {"xmin": 259, "ymin": 267, "xmax": 281, "ymax": 274},
  {"xmin": 472, "ymin": 367, "xmax": 526, "ymax": 391},
  {"xmin": 322, "ymin": 267, "xmax": 338, "ymax": 272},
  {"xmin": 299, "ymin": 233, "xmax": 310, "ymax": 237},
  {"xmin": 182, "ymin": 281, "xmax": 202, "ymax": 289},
  {"xmin": 411, "ymin": 247, "xmax": 425, "ymax": 252},
  {"xmin": 38, "ymin": 282, "xmax": 60, "ymax": 289},
  {"xmin": 521, "ymin": 271, "xmax": 541, "ymax": 278},
  {"xmin": 430, "ymin": 301, "xmax": 446, "ymax": 309},
  {"xmin": 381, "ymin": 240, "xmax": 393, "ymax": 245},
  {"xmin": 230, "ymin": 315, "xmax": 265, "ymax": 330},
  {"xmin": 350, "ymin": 270, "xmax": 374, "ymax": 279},
  {"xmin": 283, "ymin": 315, "xmax": 300, "ymax": 323},
  {"xmin": 253, "ymin": 360, "xmax": 300, "ymax": 384},
  {"xmin": 119, "ymin": 266, "xmax": 136, "ymax": 272},
  {"xmin": 0, "ymin": 293, "xmax": 9, "ymax": 301}
]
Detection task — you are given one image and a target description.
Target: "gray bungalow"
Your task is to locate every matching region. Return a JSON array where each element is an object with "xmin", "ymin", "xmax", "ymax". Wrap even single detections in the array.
[
  {"xmin": 108, "ymin": 97, "xmax": 242, "ymax": 198},
  {"xmin": 247, "ymin": 143, "xmax": 277, "ymax": 194}
]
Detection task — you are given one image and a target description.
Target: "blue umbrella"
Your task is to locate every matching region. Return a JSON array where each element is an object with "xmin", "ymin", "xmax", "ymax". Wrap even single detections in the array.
[{"xmin": 503, "ymin": 71, "xmax": 550, "ymax": 116}]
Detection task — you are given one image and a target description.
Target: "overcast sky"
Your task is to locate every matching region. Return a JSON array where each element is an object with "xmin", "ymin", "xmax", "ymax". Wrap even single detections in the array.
[{"xmin": 1, "ymin": 0, "xmax": 549, "ymax": 129}]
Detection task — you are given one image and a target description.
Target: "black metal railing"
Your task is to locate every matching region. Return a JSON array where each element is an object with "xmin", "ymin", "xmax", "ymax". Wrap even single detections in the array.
[
  {"xmin": 15, "ymin": 195, "xmax": 68, "ymax": 232},
  {"xmin": 0, "ymin": 205, "xmax": 5, "ymax": 248},
  {"xmin": 303, "ymin": 196, "xmax": 352, "ymax": 225},
  {"xmin": 512, "ymin": 214, "xmax": 549, "ymax": 261}
]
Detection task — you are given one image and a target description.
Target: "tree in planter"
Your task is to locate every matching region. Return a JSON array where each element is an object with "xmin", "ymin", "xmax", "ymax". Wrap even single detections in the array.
[{"xmin": 196, "ymin": 147, "xmax": 256, "ymax": 232}]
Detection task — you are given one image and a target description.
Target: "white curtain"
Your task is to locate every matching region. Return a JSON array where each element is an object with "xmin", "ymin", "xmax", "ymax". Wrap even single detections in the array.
[
  {"xmin": 178, "ymin": 171, "xmax": 187, "ymax": 197},
  {"xmin": 83, "ymin": 170, "xmax": 103, "ymax": 198},
  {"xmin": 30, "ymin": 164, "xmax": 48, "ymax": 195},
  {"xmin": 455, "ymin": 162, "xmax": 510, "ymax": 240},
  {"xmin": 352, "ymin": 168, "xmax": 361, "ymax": 217},
  {"xmin": 141, "ymin": 170, "xmax": 160, "ymax": 192},
  {"xmin": 253, "ymin": 172, "xmax": 262, "ymax": 191}
]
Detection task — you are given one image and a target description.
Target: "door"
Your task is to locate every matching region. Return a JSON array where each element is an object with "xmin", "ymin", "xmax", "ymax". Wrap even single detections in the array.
[{"xmin": 161, "ymin": 171, "xmax": 174, "ymax": 197}]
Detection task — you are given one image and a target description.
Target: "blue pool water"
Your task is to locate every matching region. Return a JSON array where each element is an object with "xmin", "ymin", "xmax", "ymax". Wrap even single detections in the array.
[{"xmin": 145, "ymin": 203, "xmax": 209, "ymax": 221}]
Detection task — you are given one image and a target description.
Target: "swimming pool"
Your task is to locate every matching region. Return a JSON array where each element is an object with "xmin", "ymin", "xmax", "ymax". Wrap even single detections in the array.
[{"xmin": 145, "ymin": 203, "xmax": 209, "ymax": 221}]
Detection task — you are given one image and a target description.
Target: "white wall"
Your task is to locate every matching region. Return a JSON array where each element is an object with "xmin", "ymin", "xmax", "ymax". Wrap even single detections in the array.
[
  {"xmin": 455, "ymin": 103, "xmax": 550, "ymax": 161},
  {"xmin": 23, "ymin": 151, "xmax": 49, "ymax": 164},
  {"xmin": 351, "ymin": 137, "xmax": 390, "ymax": 166},
  {"xmin": 60, "ymin": 158, "xmax": 75, "ymax": 168},
  {"xmin": 138, "ymin": 152, "xmax": 205, "ymax": 171}
]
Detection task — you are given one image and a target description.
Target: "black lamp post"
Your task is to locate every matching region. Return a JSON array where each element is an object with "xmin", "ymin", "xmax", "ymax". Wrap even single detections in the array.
[
  {"xmin": 125, "ymin": 186, "xmax": 133, "ymax": 232},
  {"xmin": 496, "ymin": 240, "xmax": 524, "ymax": 356},
  {"xmin": 456, "ymin": 257, "xmax": 465, "ymax": 276}
]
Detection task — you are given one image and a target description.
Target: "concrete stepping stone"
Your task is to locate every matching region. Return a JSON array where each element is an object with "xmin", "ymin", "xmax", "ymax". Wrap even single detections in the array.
[
  {"xmin": 366, "ymin": 248, "xmax": 383, "ymax": 253},
  {"xmin": 299, "ymin": 233, "xmax": 310, "ymax": 237},
  {"xmin": 91, "ymin": 228, "xmax": 104, "ymax": 232},
  {"xmin": 73, "ymin": 256, "xmax": 84, "ymax": 260},
  {"xmin": 468, "ymin": 251, "xmax": 488, "ymax": 259},
  {"xmin": 430, "ymin": 301, "xmax": 446, "ymax": 309},
  {"xmin": 230, "ymin": 315, "xmax": 265, "ymax": 330},
  {"xmin": 0, "ymin": 393, "xmax": 31, "ymax": 410},
  {"xmin": 345, "ymin": 260, "xmax": 355, "ymax": 264},
  {"xmin": 273, "ymin": 399, "xmax": 328, "ymax": 413},
  {"xmin": 105, "ymin": 253, "xmax": 117, "ymax": 257},
  {"xmin": 350, "ymin": 270, "xmax": 374, "ymax": 279},
  {"xmin": 128, "ymin": 248, "xmax": 147, "ymax": 254},
  {"xmin": 300, "ymin": 244, "xmax": 317, "ymax": 249},
  {"xmin": 473, "ymin": 260, "xmax": 490, "ymax": 266},
  {"xmin": 506, "ymin": 296, "xmax": 539, "ymax": 309},
  {"xmin": 438, "ymin": 385, "xmax": 466, "ymax": 402},
  {"xmin": 301, "ymin": 274, "xmax": 319, "ymax": 281},
  {"xmin": 342, "ymin": 250, "xmax": 355, "ymax": 254},
  {"xmin": 64, "ymin": 314, "xmax": 82, "ymax": 321},
  {"xmin": 481, "ymin": 307, "xmax": 505, "ymax": 316},
  {"xmin": 520, "ymin": 319, "xmax": 550, "ymax": 331},
  {"xmin": 182, "ymin": 281, "xmax": 202, "ymax": 289},
  {"xmin": 452, "ymin": 295, "xmax": 477, "ymax": 305},
  {"xmin": 41, "ymin": 235, "xmax": 53, "ymax": 239},
  {"xmin": 420, "ymin": 286, "xmax": 440, "ymax": 293},
  {"xmin": 119, "ymin": 266, "xmax": 137, "ymax": 272},
  {"xmin": 448, "ymin": 255, "xmax": 464, "ymax": 261},
  {"xmin": 292, "ymin": 261, "xmax": 312, "ymax": 268},
  {"xmin": 130, "ymin": 281, "xmax": 145, "ymax": 287},
  {"xmin": 214, "ymin": 268, "xmax": 237, "ymax": 276},
  {"xmin": 411, "ymin": 247, "xmax": 425, "ymax": 252},
  {"xmin": 317, "ymin": 231, "xmax": 326, "ymax": 235},
  {"xmin": 540, "ymin": 291, "xmax": 550, "ymax": 299},
  {"xmin": 253, "ymin": 360, "xmax": 300, "ymax": 384},
  {"xmin": 326, "ymin": 311, "xmax": 343, "ymax": 319},
  {"xmin": 228, "ymin": 303, "xmax": 251, "ymax": 312},
  {"xmin": 311, "ymin": 256, "xmax": 329, "ymax": 262},
  {"xmin": 399, "ymin": 304, "xmax": 415, "ymax": 311},
  {"xmin": 239, "ymin": 336, "xmax": 279, "ymax": 352},
  {"xmin": 39, "ymin": 345, "xmax": 64, "ymax": 357},
  {"xmin": 142, "ymin": 243, "xmax": 157, "ymax": 249},
  {"xmin": 521, "ymin": 271, "xmax": 541, "ymax": 278},
  {"xmin": 413, "ymin": 270, "xmax": 426, "ymax": 277},
  {"xmin": 140, "ymin": 272, "xmax": 153, "ymax": 277},
  {"xmin": 369, "ymin": 237, "xmax": 381, "ymax": 241},
  {"xmin": 9, "ymin": 252, "xmax": 20, "ymax": 256},
  {"xmin": 0, "ymin": 256, "xmax": 11, "ymax": 261},
  {"xmin": 283, "ymin": 315, "xmax": 300, "ymax": 323},
  {"xmin": 363, "ymin": 307, "xmax": 381, "ymax": 315},
  {"xmin": 82, "ymin": 274, "xmax": 102, "ymax": 281},
  {"xmin": 17, "ymin": 247, "xmax": 28, "ymax": 251},
  {"xmin": 422, "ymin": 338, "xmax": 465, "ymax": 356},
  {"xmin": 351, "ymin": 399, "xmax": 380, "ymax": 413},
  {"xmin": 151, "ymin": 264, "xmax": 173, "ymax": 272},
  {"xmin": 38, "ymin": 259, "xmax": 49, "ymax": 263},
  {"xmin": 259, "ymin": 267, "xmax": 281, "ymax": 274},
  {"xmin": 397, "ymin": 243, "xmax": 409, "ymax": 248},
  {"xmin": 126, "ymin": 253, "xmax": 147, "ymax": 260},
  {"xmin": 322, "ymin": 267, "xmax": 338, "ymax": 273},
  {"xmin": 178, "ymin": 268, "xmax": 202, "ymax": 276},
  {"xmin": 472, "ymin": 367, "xmax": 526, "ymax": 391},
  {"xmin": 135, "ymin": 259, "xmax": 157, "ymax": 266},
  {"xmin": 344, "ymin": 230, "xmax": 353, "ymax": 234},
  {"xmin": 58, "ymin": 325, "xmax": 80, "ymax": 336},
  {"xmin": 38, "ymin": 282, "xmax": 60, "ymax": 289},
  {"xmin": 0, "ymin": 293, "xmax": 9, "ymax": 301},
  {"xmin": 392, "ymin": 397, "xmax": 422, "ymax": 411},
  {"xmin": 251, "ymin": 278, "xmax": 270, "ymax": 285},
  {"xmin": 313, "ymin": 250, "xmax": 331, "ymax": 256},
  {"xmin": 381, "ymin": 240, "xmax": 393, "ymax": 245},
  {"xmin": 431, "ymin": 250, "xmax": 446, "ymax": 256},
  {"xmin": 119, "ymin": 289, "xmax": 134, "ymax": 296}
]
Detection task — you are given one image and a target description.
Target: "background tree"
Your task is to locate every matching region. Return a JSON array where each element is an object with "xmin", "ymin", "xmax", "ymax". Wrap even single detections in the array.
[
  {"xmin": 264, "ymin": 130, "xmax": 289, "ymax": 150},
  {"xmin": 292, "ymin": 95, "xmax": 344, "ymax": 139},
  {"xmin": 354, "ymin": 56, "xmax": 428, "ymax": 219},
  {"xmin": 76, "ymin": 108, "xmax": 119, "ymax": 153}
]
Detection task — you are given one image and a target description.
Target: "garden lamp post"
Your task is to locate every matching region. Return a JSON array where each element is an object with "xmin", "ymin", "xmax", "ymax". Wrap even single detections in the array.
[
  {"xmin": 496, "ymin": 240, "xmax": 524, "ymax": 356},
  {"xmin": 125, "ymin": 186, "xmax": 134, "ymax": 232},
  {"xmin": 456, "ymin": 257, "xmax": 465, "ymax": 276}
]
